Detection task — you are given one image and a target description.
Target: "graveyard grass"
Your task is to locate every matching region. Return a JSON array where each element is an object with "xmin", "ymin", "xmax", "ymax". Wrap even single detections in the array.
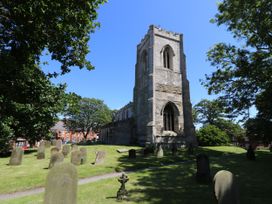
[{"xmin": 1, "ymin": 145, "xmax": 272, "ymax": 204}]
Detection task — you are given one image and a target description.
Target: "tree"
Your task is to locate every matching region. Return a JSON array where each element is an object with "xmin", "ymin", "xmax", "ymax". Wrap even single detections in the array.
[
  {"xmin": 194, "ymin": 99, "xmax": 225, "ymax": 125},
  {"xmin": 245, "ymin": 118, "xmax": 272, "ymax": 144},
  {"xmin": 196, "ymin": 124, "xmax": 230, "ymax": 146},
  {"xmin": 203, "ymin": 0, "xmax": 272, "ymax": 119},
  {"xmin": 214, "ymin": 119, "xmax": 245, "ymax": 143},
  {"xmin": 64, "ymin": 98, "xmax": 112, "ymax": 140},
  {"xmin": 0, "ymin": 0, "xmax": 106, "ymax": 146}
]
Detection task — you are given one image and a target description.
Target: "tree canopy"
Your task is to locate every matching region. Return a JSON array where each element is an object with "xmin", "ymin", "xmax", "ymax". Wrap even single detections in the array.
[
  {"xmin": 203, "ymin": 0, "xmax": 272, "ymax": 119},
  {"xmin": 0, "ymin": 0, "xmax": 106, "ymax": 151},
  {"xmin": 64, "ymin": 98, "xmax": 112, "ymax": 139}
]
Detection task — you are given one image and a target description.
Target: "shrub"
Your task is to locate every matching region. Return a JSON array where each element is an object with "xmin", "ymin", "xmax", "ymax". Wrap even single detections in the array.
[{"xmin": 196, "ymin": 125, "xmax": 229, "ymax": 146}]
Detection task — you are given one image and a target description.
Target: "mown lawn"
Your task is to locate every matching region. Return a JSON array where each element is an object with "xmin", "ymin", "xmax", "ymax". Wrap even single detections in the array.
[
  {"xmin": 2, "ymin": 146, "xmax": 272, "ymax": 204},
  {"xmin": 0, "ymin": 144, "xmax": 188, "ymax": 194}
]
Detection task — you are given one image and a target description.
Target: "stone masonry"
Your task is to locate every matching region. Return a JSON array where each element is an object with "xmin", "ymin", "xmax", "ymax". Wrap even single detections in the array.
[{"xmin": 101, "ymin": 25, "xmax": 197, "ymax": 146}]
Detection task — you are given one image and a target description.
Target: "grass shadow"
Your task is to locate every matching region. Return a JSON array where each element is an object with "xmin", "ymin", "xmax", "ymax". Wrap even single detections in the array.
[{"xmin": 116, "ymin": 147, "xmax": 272, "ymax": 204}]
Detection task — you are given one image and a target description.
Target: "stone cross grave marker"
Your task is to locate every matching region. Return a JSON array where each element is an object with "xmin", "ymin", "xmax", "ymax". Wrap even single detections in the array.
[
  {"xmin": 117, "ymin": 173, "xmax": 129, "ymax": 201},
  {"xmin": 44, "ymin": 163, "xmax": 78, "ymax": 204}
]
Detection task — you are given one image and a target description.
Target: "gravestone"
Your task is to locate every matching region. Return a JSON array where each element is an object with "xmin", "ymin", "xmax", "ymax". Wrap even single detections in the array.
[
  {"xmin": 62, "ymin": 145, "xmax": 71, "ymax": 157},
  {"xmin": 51, "ymin": 147, "xmax": 59, "ymax": 156},
  {"xmin": 71, "ymin": 144, "xmax": 78, "ymax": 152},
  {"xmin": 45, "ymin": 140, "xmax": 51, "ymax": 148},
  {"xmin": 9, "ymin": 147, "xmax": 24, "ymax": 166},
  {"xmin": 56, "ymin": 139, "xmax": 62, "ymax": 151},
  {"xmin": 51, "ymin": 140, "xmax": 57, "ymax": 146},
  {"xmin": 71, "ymin": 150, "xmax": 82, "ymax": 166},
  {"xmin": 246, "ymin": 145, "xmax": 255, "ymax": 160},
  {"xmin": 187, "ymin": 143, "xmax": 194, "ymax": 155},
  {"xmin": 171, "ymin": 143, "xmax": 178, "ymax": 156},
  {"xmin": 156, "ymin": 144, "xmax": 164, "ymax": 158},
  {"xmin": 94, "ymin": 151, "xmax": 106, "ymax": 164},
  {"xmin": 40, "ymin": 140, "xmax": 46, "ymax": 147},
  {"xmin": 196, "ymin": 154, "xmax": 211, "ymax": 183},
  {"xmin": 117, "ymin": 173, "xmax": 129, "ymax": 201},
  {"xmin": 37, "ymin": 144, "xmax": 45, "ymax": 159},
  {"xmin": 48, "ymin": 152, "xmax": 64, "ymax": 169},
  {"xmin": 80, "ymin": 148, "xmax": 87, "ymax": 164},
  {"xmin": 213, "ymin": 170, "xmax": 240, "ymax": 204},
  {"xmin": 128, "ymin": 149, "xmax": 136, "ymax": 159},
  {"xmin": 44, "ymin": 163, "xmax": 78, "ymax": 204}
]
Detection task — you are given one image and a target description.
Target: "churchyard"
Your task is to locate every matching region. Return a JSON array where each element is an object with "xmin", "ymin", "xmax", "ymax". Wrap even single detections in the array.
[{"xmin": 0, "ymin": 144, "xmax": 272, "ymax": 203}]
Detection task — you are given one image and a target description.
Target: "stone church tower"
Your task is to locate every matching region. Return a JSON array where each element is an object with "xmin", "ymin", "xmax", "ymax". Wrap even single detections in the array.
[{"xmin": 133, "ymin": 25, "xmax": 197, "ymax": 145}]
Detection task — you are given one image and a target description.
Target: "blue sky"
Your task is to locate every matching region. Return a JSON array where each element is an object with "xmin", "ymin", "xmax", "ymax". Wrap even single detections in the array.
[{"xmin": 42, "ymin": 0, "xmax": 236, "ymax": 110}]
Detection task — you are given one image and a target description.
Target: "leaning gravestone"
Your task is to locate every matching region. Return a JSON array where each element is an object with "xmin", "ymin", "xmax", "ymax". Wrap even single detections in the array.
[
  {"xmin": 62, "ymin": 145, "xmax": 71, "ymax": 157},
  {"xmin": 196, "ymin": 154, "xmax": 211, "ymax": 183},
  {"xmin": 48, "ymin": 152, "xmax": 64, "ymax": 169},
  {"xmin": 80, "ymin": 148, "xmax": 87, "ymax": 164},
  {"xmin": 56, "ymin": 139, "xmax": 62, "ymax": 151},
  {"xmin": 37, "ymin": 144, "xmax": 45, "ymax": 159},
  {"xmin": 156, "ymin": 144, "xmax": 164, "ymax": 158},
  {"xmin": 71, "ymin": 150, "xmax": 82, "ymax": 166},
  {"xmin": 213, "ymin": 170, "xmax": 240, "ymax": 204},
  {"xmin": 128, "ymin": 149, "xmax": 136, "ymax": 159},
  {"xmin": 9, "ymin": 147, "xmax": 24, "ymax": 166},
  {"xmin": 40, "ymin": 140, "xmax": 46, "ymax": 148},
  {"xmin": 94, "ymin": 151, "xmax": 106, "ymax": 164},
  {"xmin": 51, "ymin": 147, "xmax": 59, "ymax": 156},
  {"xmin": 44, "ymin": 163, "xmax": 78, "ymax": 204}
]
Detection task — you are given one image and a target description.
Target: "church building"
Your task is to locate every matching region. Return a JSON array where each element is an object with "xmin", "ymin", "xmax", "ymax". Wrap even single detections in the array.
[{"xmin": 100, "ymin": 25, "xmax": 197, "ymax": 146}]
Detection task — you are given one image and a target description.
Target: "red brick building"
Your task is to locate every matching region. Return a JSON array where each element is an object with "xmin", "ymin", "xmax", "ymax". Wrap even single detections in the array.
[{"xmin": 51, "ymin": 121, "xmax": 97, "ymax": 143}]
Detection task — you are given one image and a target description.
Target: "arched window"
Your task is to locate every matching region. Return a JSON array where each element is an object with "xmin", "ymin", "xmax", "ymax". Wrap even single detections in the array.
[
  {"xmin": 163, "ymin": 103, "xmax": 175, "ymax": 131},
  {"xmin": 162, "ymin": 45, "xmax": 174, "ymax": 69}
]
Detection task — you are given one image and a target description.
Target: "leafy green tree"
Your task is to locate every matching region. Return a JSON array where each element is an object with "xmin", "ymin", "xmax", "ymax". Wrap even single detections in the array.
[
  {"xmin": 196, "ymin": 125, "xmax": 230, "ymax": 146},
  {"xmin": 64, "ymin": 98, "xmax": 112, "ymax": 140},
  {"xmin": 203, "ymin": 0, "xmax": 272, "ymax": 119},
  {"xmin": 0, "ymin": 0, "xmax": 106, "ymax": 147},
  {"xmin": 194, "ymin": 99, "xmax": 225, "ymax": 125},
  {"xmin": 214, "ymin": 119, "xmax": 245, "ymax": 143},
  {"xmin": 245, "ymin": 118, "xmax": 272, "ymax": 144}
]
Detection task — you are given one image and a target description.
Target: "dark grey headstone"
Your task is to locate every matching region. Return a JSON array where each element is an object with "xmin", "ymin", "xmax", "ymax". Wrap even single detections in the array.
[
  {"xmin": 171, "ymin": 143, "xmax": 178, "ymax": 156},
  {"xmin": 128, "ymin": 149, "xmax": 136, "ymax": 159},
  {"xmin": 44, "ymin": 163, "xmax": 78, "ymax": 204},
  {"xmin": 246, "ymin": 145, "xmax": 255, "ymax": 160},
  {"xmin": 213, "ymin": 170, "xmax": 240, "ymax": 204},
  {"xmin": 94, "ymin": 151, "xmax": 106, "ymax": 164},
  {"xmin": 196, "ymin": 154, "xmax": 211, "ymax": 183}
]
